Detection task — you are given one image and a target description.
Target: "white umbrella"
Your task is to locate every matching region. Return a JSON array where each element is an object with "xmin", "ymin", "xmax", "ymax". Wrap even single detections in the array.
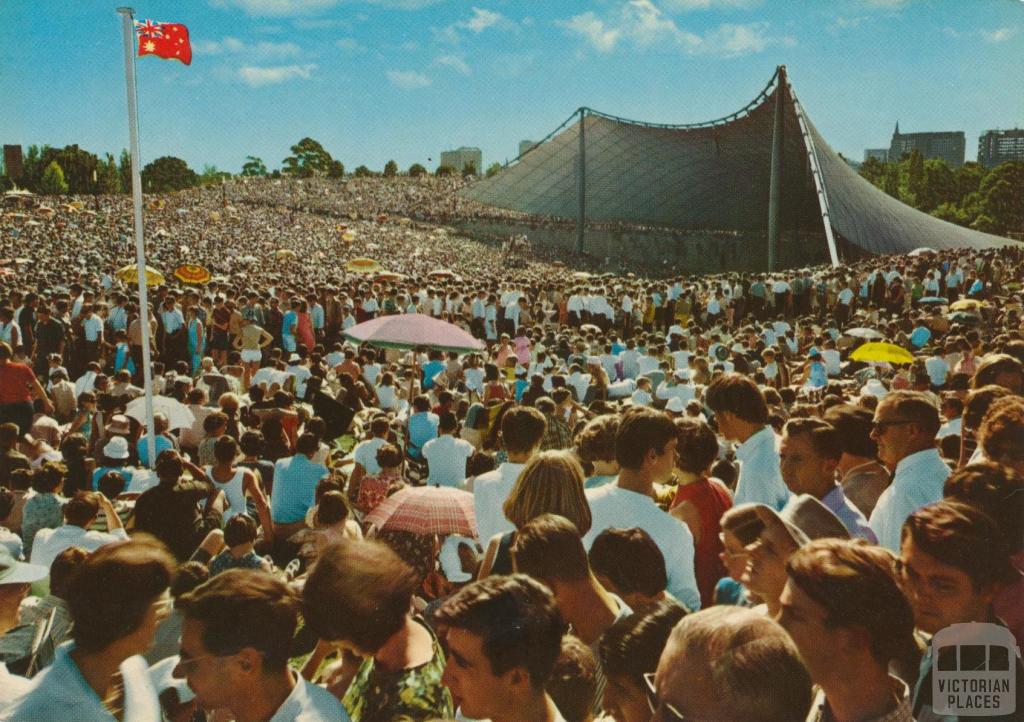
[
  {"xmin": 125, "ymin": 395, "xmax": 195, "ymax": 430},
  {"xmin": 844, "ymin": 327, "xmax": 885, "ymax": 340}
]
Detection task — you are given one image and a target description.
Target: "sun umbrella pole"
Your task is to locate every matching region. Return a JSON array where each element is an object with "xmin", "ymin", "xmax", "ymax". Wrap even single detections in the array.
[{"xmin": 119, "ymin": 7, "xmax": 157, "ymax": 468}]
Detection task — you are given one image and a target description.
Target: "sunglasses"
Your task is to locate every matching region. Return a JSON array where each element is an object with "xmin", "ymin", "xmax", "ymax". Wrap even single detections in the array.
[
  {"xmin": 872, "ymin": 419, "xmax": 914, "ymax": 433},
  {"xmin": 644, "ymin": 672, "xmax": 689, "ymax": 721}
]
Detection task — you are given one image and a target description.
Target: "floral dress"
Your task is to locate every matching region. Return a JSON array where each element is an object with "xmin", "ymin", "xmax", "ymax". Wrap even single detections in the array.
[{"xmin": 342, "ymin": 618, "xmax": 454, "ymax": 722}]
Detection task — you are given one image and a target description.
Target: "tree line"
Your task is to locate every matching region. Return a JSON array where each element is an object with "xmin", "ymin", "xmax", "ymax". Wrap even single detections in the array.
[
  {"xmin": 0, "ymin": 136, "xmax": 508, "ymax": 195},
  {"xmin": 858, "ymin": 150, "xmax": 1023, "ymax": 236}
]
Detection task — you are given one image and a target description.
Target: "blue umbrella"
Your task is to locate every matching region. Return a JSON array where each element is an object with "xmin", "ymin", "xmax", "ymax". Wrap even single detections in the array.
[{"xmin": 919, "ymin": 296, "xmax": 946, "ymax": 305}]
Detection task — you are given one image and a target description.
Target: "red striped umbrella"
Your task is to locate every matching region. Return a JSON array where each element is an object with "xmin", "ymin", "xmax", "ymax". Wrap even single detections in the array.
[{"xmin": 364, "ymin": 486, "xmax": 476, "ymax": 537}]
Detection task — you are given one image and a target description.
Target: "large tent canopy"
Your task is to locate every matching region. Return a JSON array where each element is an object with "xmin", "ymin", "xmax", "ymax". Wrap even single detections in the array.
[{"xmin": 461, "ymin": 67, "xmax": 1009, "ymax": 267}]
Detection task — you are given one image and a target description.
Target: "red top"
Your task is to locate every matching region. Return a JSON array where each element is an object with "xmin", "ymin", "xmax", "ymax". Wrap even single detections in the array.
[
  {"xmin": 0, "ymin": 363, "xmax": 35, "ymax": 405},
  {"xmin": 673, "ymin": 478, "xmax": 732, "ymax": 609}
]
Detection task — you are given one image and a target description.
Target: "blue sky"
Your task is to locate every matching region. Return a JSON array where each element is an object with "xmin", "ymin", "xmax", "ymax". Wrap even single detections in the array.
[{"xmin": 2, "ymin": 0, "xmax": 1022, "ymax": 173}]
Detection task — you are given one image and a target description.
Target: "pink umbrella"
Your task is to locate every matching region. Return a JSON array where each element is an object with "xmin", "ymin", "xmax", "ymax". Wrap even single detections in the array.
[
  {"xmin": 364, "ymin": 486, "xmax": 476, "ymax": 536},
  {"xmin": 343, "ymin": 314, "xmax": 484, "ymax": 353}
]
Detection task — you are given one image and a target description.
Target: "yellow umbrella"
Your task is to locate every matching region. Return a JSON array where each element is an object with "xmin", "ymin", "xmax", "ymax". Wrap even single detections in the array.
[
  {"xmin": 115, "ymin": 264, "xmax": 165, "ymax": 286},
  {"xmin": 275, "ymin": 249, "xmax": 297, "ymax": 259},
  {"xmin": 345, "ymin": 257, "xmax": 382, "ymax": 274},
  {"xmin": 69, "ymin": 200, "xmax": 85, "ymax": 210},
  {"xmin": 341, "ymin": 232, "xmax": 356, "ymax": 243},
  {"xmin": 849, "ymin": 342, "xmax": 915, "ymax": 365},
  {"xmin": 950, "ymin": 299, "xmax": 984, "ymax": 312},
  {"xmin": 173, "ymin": 264, "xmax": 212, "ymax": 285}
]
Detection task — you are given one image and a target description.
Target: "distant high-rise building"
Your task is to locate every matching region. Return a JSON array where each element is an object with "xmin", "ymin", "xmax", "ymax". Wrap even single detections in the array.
[
  {"xmin": 977, "ymin": 128, "xmax": 1024, "ymax": 168},
  {"xmin": 864, "ymin": 148, "xmax": 889, "ymax": 163},
  {"xmin": 888, "ymin": 122, "xmax": 965, "ymax": 167},
  {"xmin": 519, "ymin": 140, "xmax": 538, "ymax": 157},
  {"xmin": 440, "ymin": 147, "xmax": 482, "ymax": 175}
]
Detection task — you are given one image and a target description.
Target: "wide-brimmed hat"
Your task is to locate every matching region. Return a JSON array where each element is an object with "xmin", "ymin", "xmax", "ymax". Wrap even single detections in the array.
[
  {"xmin": 665, "ymin": 397, "xmax": 686, "ymax": 414},
  {"xmin": 105, "ymin": 414, "xmax": 131, "ymax": 436},
  {"xmin": 103, "ymin": 436, "xmax": 130, "ymax": 460},
  {"xmin": 754, "ymin": 495, "xmax": 849, "ymax": 548},
  {"xmin": 0, "ymin": 547, "xmax": 48, "ymax": 586}
]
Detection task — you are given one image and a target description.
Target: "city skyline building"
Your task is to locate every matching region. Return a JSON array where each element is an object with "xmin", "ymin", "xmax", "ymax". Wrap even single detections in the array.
[
  {"xmin": 888, "ymin": 122, "xmax": 965, "ymax": 167},
  {"xmin": 977, "ymin": 128, "xmax": 1024, "ymax": 168}
]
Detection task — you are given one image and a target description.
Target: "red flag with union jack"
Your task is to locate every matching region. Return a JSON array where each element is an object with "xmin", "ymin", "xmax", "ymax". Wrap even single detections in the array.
[{"xmin": 136, "ymin": 20, "xmax": 191, "ymax": 65}]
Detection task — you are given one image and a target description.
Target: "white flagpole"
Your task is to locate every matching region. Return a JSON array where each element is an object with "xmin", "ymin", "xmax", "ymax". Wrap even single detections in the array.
[{"xmin": 118, "ymin": 7, "xmax": 157, "ymax": 469}]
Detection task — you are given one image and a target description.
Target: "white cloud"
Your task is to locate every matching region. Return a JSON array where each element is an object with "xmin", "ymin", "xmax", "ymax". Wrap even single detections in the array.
[
  {"xmin": 435, "ymin": 54, "xmax": 471, "ymax": 75},
  {"xmin": 979, "ymin": 27, "xmax": 1014, "ymax": 43},
  {"xmin": 556, "ymin": 12, "xmax": 621, "ymax": 52},
  {"xmin": 558, "ymin": 2, "xmax": 792, "ymax": 57},
  {"xmin": 386, "ymin": 69, "xmax": 432, "ymax": 89},
  {"xmin": 828, "ymin": 15, "xmax": 868, "ymax": 34},
  {"xmin": 211, "ymin": 0, "xmax": 443, "ymax": 16},
  {"xmin": 238, "ymin": 63, "xmax": 317, "ymax": 86},
  {"xmin": 435, "ymin": 7, "xmax": 513, "ymax": 43},
  {"xmin": 661, "ymin": 0, "xmax": 760, "ymax": 10},
  {"xmin": 193, "ymin": 36, "xmax": 301, "ymax": 59},
  {"xmin": 336, "ymin": 37, "xmax": 366, "ymax": 51},
  {"xmin": 861, "ymin": 0, "xmax": 909, "ymax": 7}
]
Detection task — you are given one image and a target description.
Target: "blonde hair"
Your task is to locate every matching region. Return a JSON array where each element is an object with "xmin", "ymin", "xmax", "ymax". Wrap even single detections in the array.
[{"xmin": 503, "ymin": 450, "xmax": 592, "ymax": 535}]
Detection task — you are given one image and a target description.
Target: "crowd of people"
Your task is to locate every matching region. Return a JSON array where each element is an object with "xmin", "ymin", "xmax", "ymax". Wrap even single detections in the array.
[{"xmin": 0, "ymin": 177, "xmax": 1021, "ymax": 721}]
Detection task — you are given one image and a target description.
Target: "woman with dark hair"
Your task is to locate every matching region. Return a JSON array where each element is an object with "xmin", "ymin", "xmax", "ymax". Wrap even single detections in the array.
[
  {"xmin": 21, "ymin": 463, "xmax": 67, "ymax": 560},
  {"xmin": 58, "ymin": 433, "xmax": 93, "ymax": 497}
]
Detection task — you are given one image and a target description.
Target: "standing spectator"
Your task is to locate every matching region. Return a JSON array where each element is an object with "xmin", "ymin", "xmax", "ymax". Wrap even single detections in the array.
[
  {"xmin": 435, "ymin": 574, "xmax": 567, "ymax": 722},
  {"xmin": 584, "ymin": 409, "xmax": 701, "ymax": 612},
  {"xmin": 705, "ymin": 373, "xmax": 790, "ymax": 510},
  {"xmin": 780, "ymin": 539, "xmax": 918, "ymax": 722},
  {"xmin": 868, "ymin": 391, "xmax": 950, "ymax": 552},
  {"xmin": 822, "ymin": 404, "xmax": 891, "ymax": 518},
  {"xmin": 651, "ymin": 606, "xmax": 812, "ymax": 722},
  {"xmin": 0, "ymin": 343, "xmax": 53, "ymax": 435}
]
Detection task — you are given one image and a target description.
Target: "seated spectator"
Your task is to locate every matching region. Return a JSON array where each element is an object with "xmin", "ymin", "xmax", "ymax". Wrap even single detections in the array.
[
  {"xmin": 209, "ymin": 514, "xmax": 273, "ymax": 576},
  {"xmin": 6, "ymin": 539, "xmax": 175, "ymax": 720},
  {"xmin": 0, "ymin": 487, "xmax": 21, "ymax": 560},
  {"xmin": 422, "ymin": 412, "xmax": 473, "ymax": 488},
  {"xmin": 434, "ymin": 574, "xmax": 566, "ymax": 722},
  {"xmin": 29, "ymin": 490, "xmax": 127, "ymax": 569},
  {"xmin": 20, "ymin": 464, "xmax": 66, "ymax": 561},
  {"xmin": 302, "ymin": 539, "xmax": 454, "ymax": 721},
  {"xmin": 0, "ymin": 546, "xmax": 87, "ymax": 676},
  {"xmin": 598, "ymin": 600, "xmax": 688, "ymax": 722},
  {"xmin": 0, "ymin": 547, "xmax": 48, "ymax": 706},
  {"xmin": 136, "ymin": 412, "xmax": 176, "ymax": 468},
  {"xmin": 271, "ymin": 433, "xmax": 329, "ymax": 540},
  {"xmin": 289, "ymin": 490, "xmax": 362, "ymax": 567},
  {"xmin": 173, "ymin": 570, "xmax": 349, "ymax": 721},
  {"xmin": 651, "ymin": 606, "xmax": 813, "ymax": 722},
  {"xmin": 588, "ymin": 527, "xmax": 667, "ymax": 613}
]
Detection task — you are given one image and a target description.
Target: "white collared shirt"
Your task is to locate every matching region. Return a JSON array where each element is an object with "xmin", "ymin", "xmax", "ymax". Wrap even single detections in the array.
[
  {"xmin": 473, "ymin": 462, "xmax": 527, "ymax": 544},
  {"xmin": 30, "ymin": 524, "xmax": 129, "ymax": 569},
  {"xmin": 269, "ymin": 673, "xmax": 351, "ymax": 722},
  {"xmin": 733, "ymin": 426, "xmax": 790, "ymax": 510},
  {"xmin": 869, "ymin": 448, "xmax": 950, "ymax": 552},
  {"xmin": 5, "ymin": 642, "xmax": 160, "ymax": 722},
  {"xmin": 584, "ymin": 484, "xmax": 702, "ymax": 611}
]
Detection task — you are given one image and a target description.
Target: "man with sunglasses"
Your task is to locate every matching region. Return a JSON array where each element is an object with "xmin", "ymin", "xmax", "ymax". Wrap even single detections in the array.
[
  {"xmin": 868, "ymin": 391, "xmax": 950, "ymax": 552},
  {"xmin": 173, "ymin": 569, "xmax": 348, "ymax": 722},
  {"xmin": 649, "ymin": 605, "xmax": 812, "ymax": 721}
]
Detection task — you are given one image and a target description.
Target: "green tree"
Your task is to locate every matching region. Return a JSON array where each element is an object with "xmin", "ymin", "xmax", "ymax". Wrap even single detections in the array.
[
  {"xmin": 141, "ymin": 156, "xmax": 198, "ymax": 192},
  {"xmin": 408, "ymin": 163, "xmax": 427, "ymax": 177},
  {"xmin": 979, "ymin": 161, "xmax": 1024, "ymax": 235},
  {"xmin": 485, "ymin": 162, "xmax": 502, "ymax": 178},
  {"xmin": 96, "ymin": 153, "xmax": 122, "ymax": 194},
  {"xmin": 39, "ymin": 160, "xmax": 68, "ymax": 195},
  {"xmin": 118, "ymin": 149, "xmax": 132, "ymax": 194},
  {"xmin": 435, "ymin": 165, "xmax": 455, "ymax": 177},
  {"xmin": 955, "ymin": 162, "xmax": 987, "ymax": 203},
  {"xmin": 905, "ymin": 149, "xmax": 926, "ymax": 208},
  {"xmin": 199, "ymin": 164, "xmax": 231, "ymax": 186},
  {"xmin": 354, "ymin": 165, "xmax": 372, "ymax": 178},
  {"xmin": 327, "ymin": 159, "xmax": 345, "ymax": 178},
  {"xmin": 383, "ymin": 160, "xmax": 399, "ymax": 178},
  {"xmin": 931, "ymin": 202, "xmax": 967, "ymax": 225},
  {"xmin": 882, "ymin": 164, "xmax": 900, "ymax": 198},
  {"xmin": 44, "ymin": 145, "xmax": 99, "ymax": 194},
  {"xmin": 21, "ymin": 145, "xmax": 52, "ymax": 192},
  {"xmin": 917, "ymin": 159, "xmax": 956, "ymax": 214},
  {"xmin": 282, "ymin": 137, "xmax": 334, "ymax": 178},
  {"xmin": 241, "ymin": 156, "xmax": 268, "ymax": 176},
  {"xmin": 858, "ymin": 156, "xmax": 887, "ymax": 189}
]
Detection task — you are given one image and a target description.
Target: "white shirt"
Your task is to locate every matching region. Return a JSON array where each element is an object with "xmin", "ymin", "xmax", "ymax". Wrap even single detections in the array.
[
  {"xmin": 936, "ymin": 417, "xmax": 962, "ymax": 439},
  {"xmin": 821, "ymin": 349, "xmax": 842, "ymax": 377},
  {"xmin": 924, "ymin": 356, "xmax": 949, "ymax": 387},
  {"xmin": 81, "ymin": 315, "xmax": 103, "ymax": 342},
  {"xmin": 353, "ymin": 437, "xmax": 389, "ymax": 476},
  {"xmin": 0, "ymin": 662, "xmax": 31, "ymax": 711},
  {"xmin": 30, "ymin": 525, "xmax": 129, "ymax": 569},
  {"xmin": 423, "ymin": 434, "xmax": 474, "ymax": 488},
  {"xmin": 630, "ymin": 389, "xmax": 653, "ymax": 407},
  {"xmin": 869, "ymin": 448, "xmax": 950, "ymax": 553},
  {"xmin": 269, "ymin": 673, "xmax": 351, "ymax": 722},
  {"xmin": 733, "ymin": 427, "xmax": 790, "ymax": 510},
  {"xmin": 837, "ymin": 287, "xmax": 855, "ymax": 305},
  {"xmin": 584, "ymin": 485, "xmax": 701, "ymax": 611},
  {"xmin": 473, "ymin": 462, "xmax": 526, "ymax": 544},
  {"xmin": 5, "ymin": 642, "xmax": 160, "ymax": 722},
  {"xmin": 656, "ymin": 381, "xmax": 696, "ymax": 404}
]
